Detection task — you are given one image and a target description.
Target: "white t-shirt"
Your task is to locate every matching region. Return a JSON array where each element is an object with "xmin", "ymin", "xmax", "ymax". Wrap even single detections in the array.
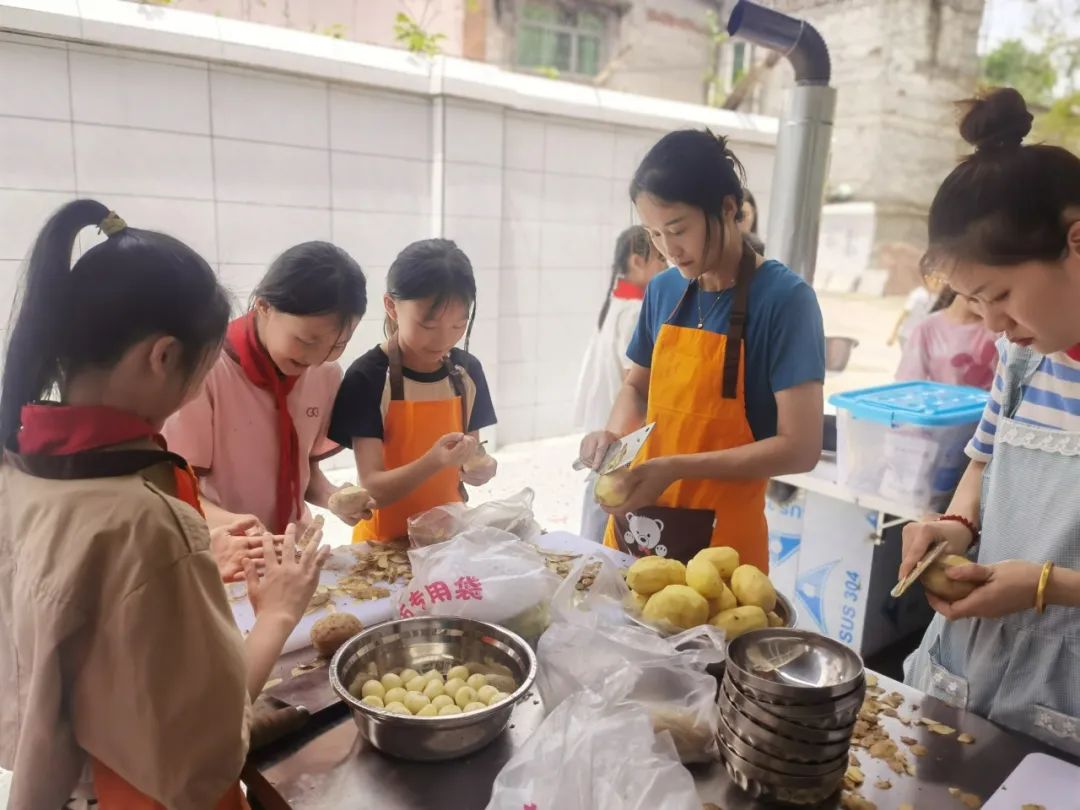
[{"xmin": 573, "ymin": 295, "xmax": 643, "ymax": 433}]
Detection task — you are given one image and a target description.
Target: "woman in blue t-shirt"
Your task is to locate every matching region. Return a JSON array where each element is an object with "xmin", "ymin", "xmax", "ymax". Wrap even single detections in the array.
[{"xmin": 578, "ymin": 128, "xmax": 826, "ymax": 568}]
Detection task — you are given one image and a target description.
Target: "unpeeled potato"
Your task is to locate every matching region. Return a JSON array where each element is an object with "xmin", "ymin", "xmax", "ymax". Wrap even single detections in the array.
[
  {"xmin": 310, "ymin": 613, "xmax": 363, "ymax": 658},
  {"xmin": 643, "ymin": 584, "xmax": 710, "ymax": 630},
  {"xmin": 730, "ymin": 564, "xmax": 777, "ymax": 612},
  {"xmin": 626, "ymin": 556, "xmax": 686, "ymax": 595},
  {"xmin": 919, "ymin": 554, "xmax": 977, "ymax": 602}
]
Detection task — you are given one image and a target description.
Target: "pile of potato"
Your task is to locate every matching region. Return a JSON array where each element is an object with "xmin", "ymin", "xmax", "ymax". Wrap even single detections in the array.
[
  {"xmin": 348, "ymin": 664, "xmax": 517, "ymax": 717},
  {"xmin": 626, "ymin": 547, "xmax": 784, "ymax": 639}
]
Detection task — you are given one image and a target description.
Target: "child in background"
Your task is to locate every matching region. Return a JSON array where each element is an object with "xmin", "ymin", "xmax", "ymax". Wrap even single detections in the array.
[
  {"xmin": 164, "ymin": 241, "xmax": 374, "ymax": 541},
  {"xmin": 0, "ymin": 201, "xmax": 327, "ymax": 808},
  {"xmin": 573, "ymin": 226, "xmax": 667, "ymax": 541},
  {"xmin": 739, "ymin": 187, "xmax": 766, "ymax": 254},
  {"xmin": 896, "ymin": 287, "xmax": 997, "ymax": 389},
  {"xmin": 889, "ymin": 274, "xmax": 945, "ymax": 347},
  {"xmin": 329, "ymin": 239, "xmax": 498, "ymax": 543}
]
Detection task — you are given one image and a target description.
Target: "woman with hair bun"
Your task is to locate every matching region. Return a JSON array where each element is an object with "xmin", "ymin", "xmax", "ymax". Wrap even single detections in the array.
[{"xmin": 900, "ymin": 88, "xmax": 1080, "ymax": 755}]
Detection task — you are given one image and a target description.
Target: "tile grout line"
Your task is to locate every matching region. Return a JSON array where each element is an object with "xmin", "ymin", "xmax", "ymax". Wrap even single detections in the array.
[{"xmin": 205, "ymin": 64, "xmax": 222, "ymax": 271}]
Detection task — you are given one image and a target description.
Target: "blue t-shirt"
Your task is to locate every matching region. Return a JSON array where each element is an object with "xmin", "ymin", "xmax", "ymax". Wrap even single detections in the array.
[{"xmin": 626, "ymin": 261, "xmax": 825, "ymax": 441}]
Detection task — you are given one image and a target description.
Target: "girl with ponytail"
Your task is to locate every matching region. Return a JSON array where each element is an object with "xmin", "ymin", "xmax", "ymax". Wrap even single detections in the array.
[
  {"xmin": 573, "ymin": 225, "xmax": 666, "ymax": 541},
  {"xmin": 0, "ymin": 201, "xmax": 328, "ymax": 808}
]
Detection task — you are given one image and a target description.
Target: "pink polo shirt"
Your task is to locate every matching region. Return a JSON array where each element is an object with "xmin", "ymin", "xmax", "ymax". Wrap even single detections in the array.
[{"xmin": 163, "ymin": 352, "xmax": 342, "ymax": 529}]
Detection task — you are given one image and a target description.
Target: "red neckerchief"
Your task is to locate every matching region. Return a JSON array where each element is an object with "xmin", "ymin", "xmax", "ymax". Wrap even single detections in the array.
[
  {"xmin": 226, "ymin": 312, "xmax": 300, "ymax": 533},
  {"xmin": 1067, "ymin": 345, "xmax": 1080, "ymax": 362},
  {"xmin": 17, "ymin": 403, "xmax": 203, "ymax": 515},
  {"xmin": 612, "ymin": 279, "xmax": 645, "ymax": 301}
]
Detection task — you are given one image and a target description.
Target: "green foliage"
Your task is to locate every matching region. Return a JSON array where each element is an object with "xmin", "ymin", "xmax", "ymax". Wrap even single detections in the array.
[
  {"xmin": 394, "ymin": 11, "xmax": 446, "ymax": 57},
  {"xmin": 536, "ymin": 66, "xmax": 560, "ymax": 80},
  {"xmin": 321, "ymin": 23, "xmax": 348, "ymax": 40},
  {"xmin": 1035, "ymin": 91, "xmax": 1080, "ymax": 152},
  {"xmin": 981, "ymin": 39, "xmax": 1057, "ymax": 105}
]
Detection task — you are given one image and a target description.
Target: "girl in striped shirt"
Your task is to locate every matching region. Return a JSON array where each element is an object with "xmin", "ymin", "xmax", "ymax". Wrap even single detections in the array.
[{"xmin": 899, "ymin": 87, "xmax": 1080, "ymax": 757}]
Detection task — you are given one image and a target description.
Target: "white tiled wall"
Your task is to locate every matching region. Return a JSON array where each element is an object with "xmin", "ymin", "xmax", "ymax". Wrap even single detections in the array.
[{"xmin": 0, "ymin": 29, "xmax": 775, "ymax": 449}]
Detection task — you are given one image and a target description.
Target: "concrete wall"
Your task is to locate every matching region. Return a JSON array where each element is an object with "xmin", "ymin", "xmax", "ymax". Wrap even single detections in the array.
[{"xmin": 0, "ymin": 0, "xmax": 777, "ymax": 449}]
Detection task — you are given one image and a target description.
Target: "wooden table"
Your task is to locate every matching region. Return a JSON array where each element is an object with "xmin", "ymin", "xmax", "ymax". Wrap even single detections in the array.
[{"xmin": 251, "ymin": 670, "xmax": 1072, "ymax": 809}]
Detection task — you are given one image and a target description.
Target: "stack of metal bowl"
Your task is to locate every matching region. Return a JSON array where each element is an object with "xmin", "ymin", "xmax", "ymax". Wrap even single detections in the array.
[{"xmin": 717, "ymin": 628, "xmax": 865, "ymax": 806}]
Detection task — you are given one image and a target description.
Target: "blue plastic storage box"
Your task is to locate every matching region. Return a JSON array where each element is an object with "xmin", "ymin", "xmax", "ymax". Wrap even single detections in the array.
[{"xmin": 829, "ymin": 382, "xmax": 989, "ymax": 510}]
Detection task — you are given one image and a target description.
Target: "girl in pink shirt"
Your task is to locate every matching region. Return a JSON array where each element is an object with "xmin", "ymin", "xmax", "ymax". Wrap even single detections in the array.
[
  {"xmin": 895, "ymin": 287, "xmax": 997, "ymax": 389},
  {"xmin": 165, "ymin": 241, "xmax": 373, "ymax": 535}
]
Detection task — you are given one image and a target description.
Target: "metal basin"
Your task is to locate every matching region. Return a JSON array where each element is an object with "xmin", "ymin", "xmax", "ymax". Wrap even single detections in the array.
[
  {"xmin": 718, "ymin": 732, "xmax": 846, "ymax": 807},
  {"xmin": 726, "ymin": 628, "xmax": 864, "ymax": 703},
  {"xmin": 718, "ymin": 691, "xmax": 852, "ymax": 764},
  {"xmin": 720, "ymin": 673, "xmax": 854, "ymax": 745},
  {"xmin": 329, "ymin": 616, "xmax": 537, "ymax": 761},
  {"xmin": 718, "ymin": 709, "xmax": 849, "ymax": 778}
]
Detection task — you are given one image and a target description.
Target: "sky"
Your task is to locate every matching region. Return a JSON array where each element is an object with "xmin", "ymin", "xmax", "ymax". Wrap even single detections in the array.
[{"xmin": 980, "ymin": 0, "xmax": 1080, "ymax": 52}]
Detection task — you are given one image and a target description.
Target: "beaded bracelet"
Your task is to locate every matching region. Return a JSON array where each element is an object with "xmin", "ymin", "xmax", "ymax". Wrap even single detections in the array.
[{"xmin": 937, "ymin": 514, "xmax": 980, "ymax": 545}]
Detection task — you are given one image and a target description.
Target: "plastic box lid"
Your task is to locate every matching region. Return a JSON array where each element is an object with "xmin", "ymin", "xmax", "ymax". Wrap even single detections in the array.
[{"xmin": 828, "ymin": 381, "xmax": 989, "ymax": 428}]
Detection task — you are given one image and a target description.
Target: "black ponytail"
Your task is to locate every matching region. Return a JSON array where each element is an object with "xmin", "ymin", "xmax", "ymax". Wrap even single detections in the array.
[
  {"xmin": 597, "ymin": 226, "xmax": 652, "ymax": 330},
  {"xmin": 385, "ymin": 238, "xmax": 477, "ymax": 353},
  {"xmin": 1, "ymin": 199, "xmax": 230, "ymax": 444}
]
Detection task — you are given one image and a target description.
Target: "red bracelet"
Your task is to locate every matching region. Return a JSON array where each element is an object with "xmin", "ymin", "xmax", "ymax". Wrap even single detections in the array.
[{"xmin": 937, "ymin": 514, "xmax": 980, "ymax": 545}]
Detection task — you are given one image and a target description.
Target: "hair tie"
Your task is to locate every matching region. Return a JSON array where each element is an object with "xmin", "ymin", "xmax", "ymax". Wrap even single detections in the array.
[{"xmin": 99, "ymin": 211, "xmax": 127, "ymax": 238}]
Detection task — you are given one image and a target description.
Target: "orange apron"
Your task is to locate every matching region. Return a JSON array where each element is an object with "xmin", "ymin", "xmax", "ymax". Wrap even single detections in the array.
[
  {"xmin": 91, "ymin": 761, "xmax": 248, "ymax": 810},
  {"xmin": 353, "ymin": 335, "xmax": 469, "ymax": 542},
  {"xmin": 604, "ymin": 244, "xmax": 768, "ymax": 570}
]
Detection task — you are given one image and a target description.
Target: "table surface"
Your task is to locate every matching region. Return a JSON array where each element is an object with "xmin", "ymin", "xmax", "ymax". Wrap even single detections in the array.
[{"xmin": 254, "ymin": 666, "xmax": 1070, "ymax": 810}]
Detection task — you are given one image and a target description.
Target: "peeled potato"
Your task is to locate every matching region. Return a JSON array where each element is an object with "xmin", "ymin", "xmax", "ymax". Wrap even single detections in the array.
[
  {"xmin": 642, "ymin": 584, "xmax": 710, "ymax": 630},
  {"xmin": 444, "ymin": 678, "xmax": 467, "ymax": 697},
  {"xmin": 403, "ymin": 692, "xmax": 431, "ymax": 714},
  {"xmin": 707, "ymin": 583, "xmax": 738, "ymax": 616},
  {"xmin": 384, "ymin": 687, "xmax": 407, "ymax": 705},
  {"xmin": 627, "ymin": 590, "xmax": 650, "ymax": 613},
  {"xmin": 710, "ymin": 605, "xmax": 768, "ymax": 640},
  {"xmin": 438, "ymin": 704, "xmax": 463, "ymax": 716},
  {"xmin": 454, "ymin": 686, "xmax": 478, "ymax": 709},
  {"xmin": 423, "ymin": 669, "xmax": 444, "ymax": 685},
  {"xmin": 730, "ymin": 564, "xmax": 777, "ymax": 612},
  {"xmin": 361, "ymin": 695, "xmax": 384, "ymax": 709},
  {"xmin": 686, "ymin": 557, "xmax": 725, "ymax": 598},
  {"xmin": 381, "ymin": 673, "xmax": 403, "ymax": 690},
  {"xmin": 360, "ymin": 680, "xmax": 385, "ymax": 700},
  {"xmin": 399, "ymin": 668, "xmax": 420, "ymax": 684},
  {"xmin": 488, "ymin": 691, "xmax": 510, "ymax": 706},
  {"xmin": 466, "ymin": 673, "xmax": 488, "ymax": 691},
  {"xmin": 447, "ymin": 665, "xmax": 470, "ymax": 682},
  {"xmin": 405, "ymin": 676, "xmax": 427, "ymax": 693},
  {"xmin": 310, "ymin": 613, "xmax": 363, "ymax": 658},
  {"xmin": 385, "ymin": 701, "xmax": 411, "ymax": 715},
  {"xmin": 626, "ymin": 557, "xmax": 687, "ymax": 595},
  {"xmin": 422, "ymin": 680, "xmax": 445, "ymax": 700},
  {"xmin": 694, "ymin": 546, "xmax": 741, "ymax": 580},
  {"xmin": 463, "ymin": 701, "xmax": 488, "ymax": 713},
  {"xmin": 593, "ymin": 467, "xmax": 632, "ymax": 508},
  {"xmin": 431, "ymin": 695, "xmax": 454, "ymax": 710},
  {"xmin": 919, "ymin": 554, "xmax": 977, "ymax": 602},
  {"xmin": 328, "ymin": 484, "xmax": 373, "ymax": 516},
  {"xmin": 486, "ymin": 674, "xmax": 518, "ymax": 694},
  {"xmin": 766, "ymin": 610, "xmax": 785, "ymax": 628},
  {"xmin": 476, "ymin": 685, "xmax": 499, "ymax": 704},
  {"xmin": 416, "ymin": 704, "xmax": 439, "ymax": 717}
]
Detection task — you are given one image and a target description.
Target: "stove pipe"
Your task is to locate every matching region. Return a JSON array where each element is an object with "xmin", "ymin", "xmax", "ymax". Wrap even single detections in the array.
[{"xmin": 726, "ymin": 1, "xmax": 836, "ymax": 285}]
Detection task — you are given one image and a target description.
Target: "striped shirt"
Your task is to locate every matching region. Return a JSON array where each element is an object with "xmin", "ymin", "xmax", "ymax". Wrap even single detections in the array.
[{"xmin": 967, "ymin": 345, "xmax": 1080, "ymax": 462}]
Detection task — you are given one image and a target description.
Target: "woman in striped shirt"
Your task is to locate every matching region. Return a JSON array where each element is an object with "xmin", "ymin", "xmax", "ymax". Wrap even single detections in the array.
[{"xmin": 899, "ymin": 87, "xmax": 1080, "ymax": 756}]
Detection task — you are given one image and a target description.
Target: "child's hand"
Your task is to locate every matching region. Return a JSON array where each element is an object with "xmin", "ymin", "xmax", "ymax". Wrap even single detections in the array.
[
  {"xmin": 210, "ymin": 516, "xmax": 278, "ymax": 583},
  {"xmin": 328, "ymin": 484, "xmax": 376, "ymax": 526},
  {"xmin": 428, "ymin": 432, "xmax": 478, "ymax": 469},
  {"xmin": 245, "ymin": 522, "xmax": 330, "ymax": 625}
]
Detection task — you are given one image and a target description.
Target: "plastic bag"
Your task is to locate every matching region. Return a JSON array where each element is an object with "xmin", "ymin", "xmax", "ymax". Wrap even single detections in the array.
[
  {"xmin": 407, "ymin": 488, "xmax": 541, "ymax": 548},
  {"xmin": 394, "ymin": 527, "xmax": 561, "ymax": 643},
  {"xmin": 485, "ymin": 688, "xmax": 701, "ymax": 810},
  {"xmin": 547, "ymin": 552, "xmax": 632, "ymax": 629}
]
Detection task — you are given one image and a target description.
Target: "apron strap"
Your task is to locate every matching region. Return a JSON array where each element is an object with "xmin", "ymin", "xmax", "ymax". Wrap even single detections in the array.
[
  {"xmin": 665, "ymin": 278, "xmax": 698, "ymax": 324},
  {"xmin": 444, "ymin": 357, "xmax": 471, "ymax": 504},
  {"xmin": 387, "ymin": 333, "xmax": 406, "ymax": 401},
  {"xmin": 721, "ymin": 242, "xmax": 757, "ymax": 400}
]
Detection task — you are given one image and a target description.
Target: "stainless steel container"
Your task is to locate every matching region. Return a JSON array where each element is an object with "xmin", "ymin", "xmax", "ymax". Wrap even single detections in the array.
[
  {"xmin": 718, "ymin": 733, "xmax": 847, "ymax": 807},
  {"xmin": 726, "ymin": 628, "xmax": 865, "ymax": 703},
  {"xmin": 329, "ymin": 616, "xmax": 537, "ymax": 761},
  {"xmin": 718, "ymin": 694, "xmax": 852, "ymax": 764},
  {"xmin": 720, "ymin": 674, "xmax": 854, "ymax": 745},
  {"xmin": 718, "ymin": 710, "xmax": 849, "ymax": 777}
]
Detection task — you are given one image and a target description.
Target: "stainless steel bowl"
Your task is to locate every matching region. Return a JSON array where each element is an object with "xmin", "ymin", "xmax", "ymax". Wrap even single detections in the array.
[
  {"xmin": 720, "ymin": 674, "xmax": 854, "ymax": 745},
  {"xmin": 627, "ymin": 590, "xmax": 798, "ymax": 638},
  {"xmin": 329, "ymin": 616, "xmax": 537, "ymax": 761},
  {"xmin": 718, "ymin": 693, "xmax": 852, "ymax": 764},
  {"xmin": 719, "ymin": 735, "xmax": 845, "ymax": 807},
  {"xmin": 739, "ymin": 678, "xmax": 865, "ymax": 726},
  {"xmin": 726, "ymin": 628, "xmax": 864, "ymax": 703},
  {"xmin": 718, "ymin": 710, "xmax": 849, "ymax": 777}
]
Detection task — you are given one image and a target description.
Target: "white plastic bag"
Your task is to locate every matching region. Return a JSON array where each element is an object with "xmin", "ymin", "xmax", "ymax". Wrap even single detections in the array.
[
  {"xmin": 407, "ymin": 488, "xmax": 541, "ymax": 547},
  {"xmin": 485, "ymin": 689, "xmax": 701, "ymax": 810},
  {"xmin": 394, "ymin": 527, "xmax": 561, "ymax": 642},
  {"xmin": 547, "ymin": 553, "xmax": 632, "ymax": 629}
]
